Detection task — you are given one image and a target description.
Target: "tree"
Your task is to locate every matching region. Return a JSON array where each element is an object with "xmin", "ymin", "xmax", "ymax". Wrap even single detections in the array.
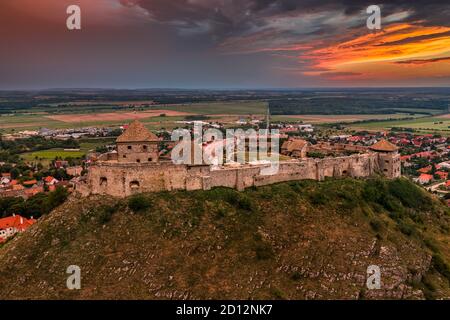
[
  {"xmin": 45, "ymin": 186, "xmax": 69, "ymax": 211},
  {"xmin": 10, "ymin": 168, "xmax": 20, "ymax": 179},
  {"xmin": 0, "ymin": 197, "xmax": 25, "ymax": 218}
]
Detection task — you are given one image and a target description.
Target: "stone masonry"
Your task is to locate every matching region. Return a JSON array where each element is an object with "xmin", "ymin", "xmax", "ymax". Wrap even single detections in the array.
[{"xmin": 76, "ymin": 121, "xmax": 401, "ymax": 198}]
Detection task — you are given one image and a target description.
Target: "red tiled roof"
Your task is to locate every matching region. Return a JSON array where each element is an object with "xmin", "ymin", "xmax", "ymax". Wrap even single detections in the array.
[
  {"xmin": 348, "ymin": 136, "xmax": 363, "ymax": 142},
  {"xmin": 23, "ymin": 179, "xmax": 37, "ymax": 186},
  {"xmin": 282, "ymin": 139, "xmax": 308, "ymax": 152},
  {"xmin": 44, "ymin": 176, "xmax": 55, "ymax": 183},
  {"xmin": 370, "ymin": 139, "xmax": 399, "ymax": 152},
  {"xmin": 24, "ymin": 186, "xmax": 44, "ymax": 196},
  {"xmin": 418, "ymin": 166, "xmax": 432, "ymax": 174},
  {"xmin": 400, "ymin": 155, "xmax": 412, "ymax": 161},
  {"xmin": 435, "ymin": 171, "xmax": 448, "ymax": 179},
  {"xmin": 0, "ymin": 215, "xmax": 36, "ymax": 231},
  {"xmin": 418, "ymin": 174, "xmax": 433, "ymax": 182},
  {"xmin": 414, "ymin": 152, "xmax": 434, "ymax": 158},
  {"xmin": 117, "ymin": 120, "xmax": 158, "ymax": 143}
]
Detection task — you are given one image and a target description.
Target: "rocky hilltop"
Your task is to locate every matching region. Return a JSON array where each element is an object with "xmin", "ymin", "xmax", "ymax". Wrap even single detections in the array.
[{"xmin": 0, "ymin": 178, "xmax": 449, "ymax": 300}]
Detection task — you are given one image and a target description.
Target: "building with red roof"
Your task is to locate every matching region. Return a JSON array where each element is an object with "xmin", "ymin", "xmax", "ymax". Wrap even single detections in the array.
[
  {"xmin": 24, "ymin": 186, "xmax": 44, "ymax": 197},
  {"xmin": 400, "ymin": 155, "xmax": 412, "ymax": 162},
  {"xmin": 44, "ymin": 176, "xmax": 59, "ymax": 185},
  {"xmin": 418, "ymin": 174, "xmax": 433, "ymax": 185},
  {"xmin": 0, "ymin": 214, "xmax": 36, "ymax": 241},
  {"xmin": 417, "ymin": 166, "xmax": 432, "ymax": 174},
  {"xmin": 435, "ymin": 171, "xmax": 448, "ymax": 180},
  {"xmin": 12, "ymin": 184, "xmax": 25, "ymax": 191},
  {"xmin": 23, "ymin": 179, "xmax": 38, "ymax": 187}
]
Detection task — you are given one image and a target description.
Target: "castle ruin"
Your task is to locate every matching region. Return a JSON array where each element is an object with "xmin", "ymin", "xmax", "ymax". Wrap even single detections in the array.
[{"xmin": 76, "ymin": 120, "xmax": 401, "ymax": 198}]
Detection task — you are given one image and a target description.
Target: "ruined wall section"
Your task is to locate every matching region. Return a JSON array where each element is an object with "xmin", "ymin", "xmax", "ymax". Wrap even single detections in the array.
[
  {"xmin": 377, "ymin": 152, "xmax": 401, "ymax": 179},
  {"xmin": 309, "ymin": 142, "xmax": 369, "ymax": 154},
  {"xmin": 79, "ymin": 151, "xmax": 388, "ymax": 197},
  {"xmin": 117, "ymin": 142, "xmax": 159, "ymax": 163}
]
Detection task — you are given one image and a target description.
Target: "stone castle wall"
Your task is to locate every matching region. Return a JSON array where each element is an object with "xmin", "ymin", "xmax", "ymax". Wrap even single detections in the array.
[{"xmin": 77, "ymin": 151, "xmax": 400, "ymax": 198}]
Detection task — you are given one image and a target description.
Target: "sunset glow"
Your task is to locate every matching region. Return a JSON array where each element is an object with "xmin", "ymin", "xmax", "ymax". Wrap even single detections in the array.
[{"xmin": 0, "ymin": 0, "xmax": 449, "ymax": 88}]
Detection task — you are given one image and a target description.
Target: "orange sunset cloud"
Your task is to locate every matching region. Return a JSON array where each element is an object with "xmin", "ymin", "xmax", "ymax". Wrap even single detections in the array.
[{"xmin": 303, "ymin": 23, "xmax": 450, "ymax": 81}]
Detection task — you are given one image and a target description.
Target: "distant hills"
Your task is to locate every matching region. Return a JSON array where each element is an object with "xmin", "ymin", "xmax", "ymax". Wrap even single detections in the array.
[{"xmin": 1, "ymin": 88, "xmax": 449, "ymax": 115}]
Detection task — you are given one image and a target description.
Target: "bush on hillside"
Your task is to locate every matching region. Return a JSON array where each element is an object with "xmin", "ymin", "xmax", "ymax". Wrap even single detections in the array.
[
  {"xmin": 388, "ymin": 179, "xmax": 431, "ymax": 210},
  {"xmin": 128, "ymin": 194, "xmax": 152, "ymax": 213},
  {"xmin": 97, "ymin": 204, "xmax": 120, "ymax": 224}
]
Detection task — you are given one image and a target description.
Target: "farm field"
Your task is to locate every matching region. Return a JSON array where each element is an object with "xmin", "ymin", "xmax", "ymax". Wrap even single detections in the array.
[
  {"xmin": 19, "ymin": 138, "xmax": 116, "ymax": 165},
  {"xmin": 0, "ymin": 114, "xmax": 64, "ymax": 129},
  {"xmin": 271, "ymin": 113, "xmax": 425, "ymax": 124},
  {"xmin": 386, "ymin": 108, "xmax": 443, "ymax": 115},
  {"xmin": 0, "ymin": 101, "xmax": 268, "ymax": 132},
  {"xmin": 0, "ymin": 96, "xmax": 446, "ymax": 134},
  {"xmin": 46, "ymin": 109, "xmax": 194, "ymax": 123},
  {"xmin": 20, "ymin": 149, "xmax": 86, "ymax": 163},
  {"xmin": 44, "ymin": 100, "xmax": 155, "ymax": 107},
  {"xmin": 0, "ymin": 113, "xmax": 186, "ymax": 132},
  {"xmin": 150, "ymin": 101, "xmax": 268, "ymax": 115},
  {"xmin": 347, "ymin": 115, "xmax": 450, "ymax": 134}
]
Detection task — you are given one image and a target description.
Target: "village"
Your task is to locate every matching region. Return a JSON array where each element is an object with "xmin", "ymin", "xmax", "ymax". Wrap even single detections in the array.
[{"xmin": 1, "ymin": 117, "xmax": 450, "ymax": 243}]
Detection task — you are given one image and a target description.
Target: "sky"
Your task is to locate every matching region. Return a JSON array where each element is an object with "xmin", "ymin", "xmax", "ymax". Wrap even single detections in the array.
[{"xmin": 0, "ymin": 0, "xmax": 450, "ymax": 89}]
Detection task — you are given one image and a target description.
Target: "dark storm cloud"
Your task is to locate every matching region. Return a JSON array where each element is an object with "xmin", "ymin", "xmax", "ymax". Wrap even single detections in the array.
[
  {"xmin": 1, "ymin": 0, "xmax": 449, "ymax": 89},
  {"xmin": 113, "ymin": 0, "xmax": 450, "ymax": 58},
  {"xmin": 123, "ymin": 0, "xmax": 450, "ymax": 38}
]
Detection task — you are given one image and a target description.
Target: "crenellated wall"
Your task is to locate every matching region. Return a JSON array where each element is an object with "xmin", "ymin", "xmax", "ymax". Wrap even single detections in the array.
[{"xmin": 77, "ymin": 150, "xmax": 399, "ymax": 198}]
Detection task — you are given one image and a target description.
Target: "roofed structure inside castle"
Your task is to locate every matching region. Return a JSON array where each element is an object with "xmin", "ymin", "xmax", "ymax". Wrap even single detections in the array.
[
  {"xmin": 116, "ymin": 120, "xmax": 160, "ymax": 163},
  {"xmin": 369, "ymin": 139, "xmax": 399, "ymax": 152},
  {"xmin": 117, "ymin": 120, "xmax": 159, "ymax": 143}
]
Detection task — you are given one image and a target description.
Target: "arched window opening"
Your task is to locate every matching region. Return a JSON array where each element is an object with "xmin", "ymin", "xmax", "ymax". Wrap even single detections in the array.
[
  {"xmin": 130, "ymin": 181, "xmax": 140, "ymax": 189},
  {"xmin": 100, "ymin": 177, "xmax": 108, "ymax": 186}
]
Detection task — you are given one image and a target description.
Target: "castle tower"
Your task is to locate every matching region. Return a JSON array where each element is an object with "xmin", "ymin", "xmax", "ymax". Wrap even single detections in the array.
[
  {"xmin": 116, "ymin": 120, "xmax": 159, "ymax": 163},
  {"xmin": 370, "ymin": 139, "xmax": 401, "ymax": 178}
]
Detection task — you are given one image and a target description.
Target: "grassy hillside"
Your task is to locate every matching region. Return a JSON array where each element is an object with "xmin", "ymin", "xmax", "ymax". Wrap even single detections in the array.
[{"xmin": 1, "ymin": 178, "xmax": 449, "ymax": 300}]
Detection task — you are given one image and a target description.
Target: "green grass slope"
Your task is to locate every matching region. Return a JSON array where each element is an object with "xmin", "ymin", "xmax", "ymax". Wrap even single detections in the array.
[{"xmin": 0, "ymin": 178, "xmax": 449, "ymax": 300}]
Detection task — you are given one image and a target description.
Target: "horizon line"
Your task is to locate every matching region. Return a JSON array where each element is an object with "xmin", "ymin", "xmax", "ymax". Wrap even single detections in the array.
[{"xmin": 1, "ymin": 86, "xmax": 450, "ymax": 92}]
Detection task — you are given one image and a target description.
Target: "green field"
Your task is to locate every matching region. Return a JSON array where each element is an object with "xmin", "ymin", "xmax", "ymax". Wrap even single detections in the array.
[
  {"xmin": 348, "ymin": 115, "xmax": 450, "ymax": 134},
  {"xmin": 1, "ymin": 100, "xmax": 446, "ymax": 135},
  {"xmin": 21, "ymin": 149, "xmax": 86, "ymax": 162},
  {"xmin": 20, "ymin": 138, "xmax": 116, "ymax": 164},
  {"xmin": 0, "ymin": 101, "xmax": 268, "ymax": 133},
  {"xmin": 0, "ymin": 114, "xmax": 64, "ymax": 129},
  {"xmin": 150, "ymin": 101, "xmax": 268, "ymax": 115},
  {"xmin": 271, "ymin": 113, "xmax": 425, "ymax": 123}
]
